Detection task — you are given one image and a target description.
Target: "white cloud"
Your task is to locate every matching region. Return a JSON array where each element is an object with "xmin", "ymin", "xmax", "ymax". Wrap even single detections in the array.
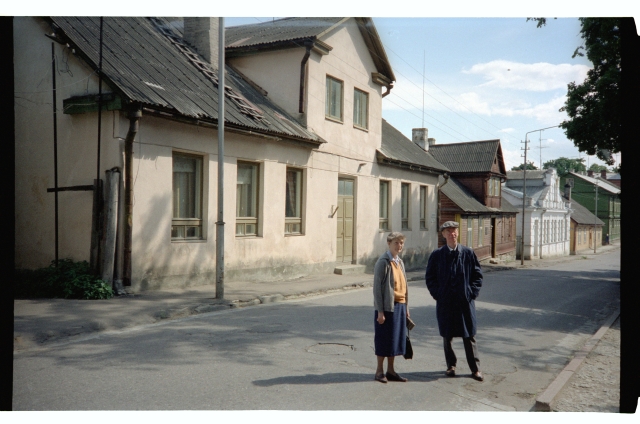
[
  {"xmin": 498, "ymin": 128, "xmax": 516, "ymax": 133},
  {"xmin": 463, "ymin": 60, "xmax": 590, "ymax": 92}
]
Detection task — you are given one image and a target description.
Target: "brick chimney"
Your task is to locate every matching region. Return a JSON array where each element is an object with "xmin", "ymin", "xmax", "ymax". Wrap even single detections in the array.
[
  {"xmin": 564, "ymin": 182, "xmax": 571, "ymax": 201},
  {"xmin": 412, "ymin": 128, "xmax": 428, "ymax": 151},
  {"xmin": 183, "ymin": 17, "xmax": 219, "ymax": 67},
  {"xmin": 587, "ymin": 170, "xmax": 594, "ymax": 177},
  {"xmin": 600, "ymin": 169, "xmax": 607, "ymax": 179}
]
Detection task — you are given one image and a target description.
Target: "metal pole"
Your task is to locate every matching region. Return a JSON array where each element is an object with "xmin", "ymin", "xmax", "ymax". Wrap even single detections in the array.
[
  {"xmin": 216, "ymin": 18, "xmax": 225, "ymax": 300},
  {"xmin": 51, "ymin": 43, "xmax": 59, "ymax": 267},
  {"xmin": 520, "ymin": 136, "xmax": 528, "ymax": 265},
  {"xmin": 594, "ymin": 181, "xmax": 598, "ymax": 254}
]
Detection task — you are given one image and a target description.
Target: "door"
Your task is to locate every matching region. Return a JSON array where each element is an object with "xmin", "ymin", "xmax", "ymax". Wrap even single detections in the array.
[{"xmin": 336, "ymin": 178, "xmax": 354, "ymax": 263}]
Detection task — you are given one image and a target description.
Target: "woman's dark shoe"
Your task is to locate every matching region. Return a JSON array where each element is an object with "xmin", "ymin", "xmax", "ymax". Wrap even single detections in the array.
[
  {"xmin": 471, "ymin": 371, "xmax": 484, "ymax": 381},
  {"xmin": 445, "ymin": 366, "xmax": 456, "ymax": 377},
  {"xmin": 386, "ymin": 372, "xmax": 408, "ymax": 382},
  {"xmin": 375, "ymin": 373, "xmax": 388, "ymax": 383}
]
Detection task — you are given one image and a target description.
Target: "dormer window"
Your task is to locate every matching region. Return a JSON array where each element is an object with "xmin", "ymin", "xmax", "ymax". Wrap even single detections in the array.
[
  {"xmin": 326, "ymin": 75, "xmax": 343, "ymax": 122},
  {"xmin": 488, "ymin": 177, "xmax": 501, "ymax": 197}
]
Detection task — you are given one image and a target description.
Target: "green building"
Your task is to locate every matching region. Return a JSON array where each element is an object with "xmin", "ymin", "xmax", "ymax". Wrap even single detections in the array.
[{"xmin": 561, "ymin": 171, "xmax": 621, "ymax": 244}]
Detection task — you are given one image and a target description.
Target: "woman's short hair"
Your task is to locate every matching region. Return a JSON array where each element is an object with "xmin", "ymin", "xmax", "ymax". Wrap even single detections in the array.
[{"xmin": 387, "ymin": 232, "xmax": 406, "ymax": 243}]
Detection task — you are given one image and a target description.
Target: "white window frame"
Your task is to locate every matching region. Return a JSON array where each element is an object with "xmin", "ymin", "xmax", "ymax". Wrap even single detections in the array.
[
  {"xmin": 236, "ymin": 161, "xmax": 260, "ymax": 237},
  {"xmin": 172, "ymin": 152, "xmax": 203, "ymax": 241},
  {"xmin": 285, "ymin": 167, "xmax": 303, "ymax": 235},
  {"xmin": 419, "ymin": 185, "xmax": 428, "ymax": 230},
  {"xmin": 353, "ymin": 88, "xmax": 368, "ymax": 130},
  {"xmin": 325, "ymin": 75, "xmax": 343, "ymax": 122},
  {"xmin": 401, "ymin": 183, "xmax": 410, "ymax": 230}
]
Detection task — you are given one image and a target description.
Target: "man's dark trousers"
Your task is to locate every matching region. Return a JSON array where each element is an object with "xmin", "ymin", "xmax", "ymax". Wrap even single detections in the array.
[{"xmin": 443, "ymin": 336, "xmax": 480, "ymax": 373}]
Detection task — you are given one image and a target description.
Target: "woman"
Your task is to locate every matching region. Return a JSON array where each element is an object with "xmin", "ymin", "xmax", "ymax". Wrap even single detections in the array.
[{"xmin": 373, "ymin": 231, "xmax": 410, "ymax": 383}]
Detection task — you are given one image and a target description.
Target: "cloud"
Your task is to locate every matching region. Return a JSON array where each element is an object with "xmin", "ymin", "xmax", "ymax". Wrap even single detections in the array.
[
  {"xmin": 498, "ymin": 128, "xmax": 516, "ymax": 133},
  {"xmin": 463, "ymin": 60, "xmax": 590, "ymax": 91}
]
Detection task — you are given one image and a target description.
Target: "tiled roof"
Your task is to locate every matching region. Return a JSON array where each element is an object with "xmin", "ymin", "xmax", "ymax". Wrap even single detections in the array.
[
  {"xmin": 225, "ymin": 17, "xmax": 395, "ymax": 83},
  {"xmin": 506, "ymin": 170, "xmax": 547, "ymax": 180},
  {"xmin": 442, "ymin": 177, "xmax": 518, "ymax": 214},
  {"xmin": 49, "ymin": 17, "xmax": 323, "ymax": 146},
  {"xmin": 564, "ymin": 196, "xmax": 604, "ymax": 226},
  {"xmin": 378, "ymin": 120, "xmax": 449, "ymax": 174},
  {"xmin": 429, "ymin": 139, "xmax": 503, "ymax": 174}
]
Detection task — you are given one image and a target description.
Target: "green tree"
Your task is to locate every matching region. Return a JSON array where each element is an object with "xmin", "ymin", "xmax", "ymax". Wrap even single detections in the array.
[
  {"xmin": 559, "ymin": 18, "xmax": 621, "ymax": 165},
  {"xmin": 543, "ymin": 157, "xmax": 586, "ymax": 176},
  {"xmin": 511, "ymin": 162, "xmax": 537, "ymax": 171},
  {"xmin": 588, "ymin": 163, "xmax": 609, "ymax": 172}
]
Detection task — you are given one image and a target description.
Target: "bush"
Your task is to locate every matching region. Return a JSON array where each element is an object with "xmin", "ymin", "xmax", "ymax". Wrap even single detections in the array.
[{"xmin": 14, "ymin": 259, "xmax": 114, "ymax": 300}]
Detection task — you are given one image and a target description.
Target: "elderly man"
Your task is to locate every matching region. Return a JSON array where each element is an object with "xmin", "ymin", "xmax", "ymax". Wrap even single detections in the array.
[{"xmin": 425, "ymin": 221, "xmax": 484, "ymax": 381}]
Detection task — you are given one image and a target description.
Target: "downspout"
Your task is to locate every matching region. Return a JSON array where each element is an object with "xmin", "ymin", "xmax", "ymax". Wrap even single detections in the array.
[
  {"xmin": 437, "ymin": 173, "xmax": 450, "ymax": 245},
  {"xmin": 299, "ymin": 40, "xmax": 314, "ymax": 113},
  {"xmin": 381, "ymin": 85, "xmax": 392, "ymax": 98},
  {"xmin": 123, "ymin": 106, "xmax": 142, "ymax": 287},
  {"xmin": 539, "ymin": 208, "xmax": 547, "ymax": 259}
]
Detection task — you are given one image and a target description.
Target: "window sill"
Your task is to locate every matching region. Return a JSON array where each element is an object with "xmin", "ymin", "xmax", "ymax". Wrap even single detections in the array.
[
  {"xmin": 285, "ymin": 233, "xmax": 305, "ymax": 237},
  {"xmin": 353, "ymin": 125, "xmax": 368, "ymax": 132},
  {"xmin": 325, "ymin": 115, "xmax": 343, "ymax": 124},
  {"xmin": 171, "ymin": 239, "xmax": 207, "ymax": 243}
]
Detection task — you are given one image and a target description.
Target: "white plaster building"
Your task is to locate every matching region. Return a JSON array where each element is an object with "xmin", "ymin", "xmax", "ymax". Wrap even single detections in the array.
[
  {"xmin": 14, "ymin": 17, "xmax": 448, "ymax": 292},
  {"xmin": 502, "ymin": 169, "xmax": 571, "ymax": 260}
]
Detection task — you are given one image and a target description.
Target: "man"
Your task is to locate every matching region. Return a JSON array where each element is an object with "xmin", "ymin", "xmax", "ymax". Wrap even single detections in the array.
[{"xmin": 425, "ymin": 221, "xmax": 484, "ymax": 381}]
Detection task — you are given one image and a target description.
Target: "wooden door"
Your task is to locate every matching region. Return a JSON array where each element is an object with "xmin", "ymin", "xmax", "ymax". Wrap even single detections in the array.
[{"xmin": 336, "ymin": 179, "xmax": 354, "ymax": 263}]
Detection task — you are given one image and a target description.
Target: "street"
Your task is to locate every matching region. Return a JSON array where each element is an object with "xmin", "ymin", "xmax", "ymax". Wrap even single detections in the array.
[{"xmin": 13, "ymin": 251, "xmax": 620, "ymax": 411}]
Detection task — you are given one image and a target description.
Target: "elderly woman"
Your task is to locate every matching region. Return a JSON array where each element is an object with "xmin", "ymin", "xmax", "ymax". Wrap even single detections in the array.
[{"xmin": 373, "ymin": 231, "xmax": 410, "ymax": 383}]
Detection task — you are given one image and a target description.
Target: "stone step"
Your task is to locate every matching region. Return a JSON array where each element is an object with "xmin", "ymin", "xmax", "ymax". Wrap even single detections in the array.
[{"xmin": 333, "ymin": 264, "xmax": 366, "ymax": 275}]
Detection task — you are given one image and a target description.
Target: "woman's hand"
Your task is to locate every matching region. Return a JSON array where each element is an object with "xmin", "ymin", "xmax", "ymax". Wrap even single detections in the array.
[{"xmin": 377, "ymin": 311, "xmax": 385, "ymax": 324}]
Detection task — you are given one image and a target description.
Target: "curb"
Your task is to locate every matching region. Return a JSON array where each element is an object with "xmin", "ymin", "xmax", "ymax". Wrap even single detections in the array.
[{"xmin": 533, "ymin": 308, "xmax": 620, "ymax": 411}]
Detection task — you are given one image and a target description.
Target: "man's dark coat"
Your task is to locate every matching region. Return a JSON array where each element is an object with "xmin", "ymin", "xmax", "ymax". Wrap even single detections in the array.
[{"xmin": 425, "ymin": 244, "xmax": 483, "ymax": 338}]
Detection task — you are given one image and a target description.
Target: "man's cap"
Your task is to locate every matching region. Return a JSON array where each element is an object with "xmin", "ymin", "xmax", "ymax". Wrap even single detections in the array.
[{"xmin": 439, "ymin": 221, "xmax": 459, "ymax": 232}]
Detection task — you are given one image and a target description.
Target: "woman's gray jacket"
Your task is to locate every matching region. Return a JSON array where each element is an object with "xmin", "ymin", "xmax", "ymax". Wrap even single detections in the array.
[{"xmin": 373, "ymin": 251, "xmax": 408, "ymax": 313}]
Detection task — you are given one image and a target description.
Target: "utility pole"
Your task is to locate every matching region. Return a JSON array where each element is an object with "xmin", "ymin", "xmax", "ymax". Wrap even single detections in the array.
[
  {"xmin": 216, "ymin": 18, "xmax": 225, "ymax": 300},
  {"xmin": 594, "ymin": 180, "xmax": 598, "ymax": 254}
]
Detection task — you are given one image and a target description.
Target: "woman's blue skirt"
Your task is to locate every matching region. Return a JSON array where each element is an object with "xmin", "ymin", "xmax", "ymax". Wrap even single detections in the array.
[{"xmin": 374, "ymin": 302, "xmax": 407, "ymax": 357}]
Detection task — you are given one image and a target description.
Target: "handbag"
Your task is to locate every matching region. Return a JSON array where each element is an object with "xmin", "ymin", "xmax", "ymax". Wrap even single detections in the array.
[
  {"xmin": 403, "ymin": 334, "xmax": 413, "ymax": 359},
  {"xmin": 406, "ymin": 316, "xmax": 416, "ymax": 331}
]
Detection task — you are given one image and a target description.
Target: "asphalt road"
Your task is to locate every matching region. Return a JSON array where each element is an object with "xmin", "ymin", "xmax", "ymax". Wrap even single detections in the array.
[{"xmin": 12, "ymin": 251, "xmax": 620, "ymax": 411}]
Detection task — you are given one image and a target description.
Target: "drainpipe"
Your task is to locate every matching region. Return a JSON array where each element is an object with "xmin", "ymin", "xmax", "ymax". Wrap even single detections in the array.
[
  {"xmin": 437, "ymin": 173, "xmax": 450, "ymax": 245},
  {"xmin": 299, "ymin": 40, "xmax": 314, "ymax": 113},
  {"xmin": 123, "ymin": 106, "xmax": 142, "ymax": 287},
  {"xmin": 382, "ymin": 85, "xmax": 392, "ymax": 98},
  {"xmin": 539, "ymin": 209, "xmax": 547, "ymax": 259}
]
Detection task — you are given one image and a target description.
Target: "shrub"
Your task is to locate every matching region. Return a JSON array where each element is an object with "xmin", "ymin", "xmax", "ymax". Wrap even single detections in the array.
[{"xmin": 14, "ymin": 259, "xmax": 114, "ymax": 300}]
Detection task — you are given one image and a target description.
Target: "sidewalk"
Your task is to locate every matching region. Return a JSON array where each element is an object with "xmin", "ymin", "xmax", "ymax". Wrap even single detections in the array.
[{"xmin": 14, "ymin": 242, "xmax": 620, "ymax": 352}]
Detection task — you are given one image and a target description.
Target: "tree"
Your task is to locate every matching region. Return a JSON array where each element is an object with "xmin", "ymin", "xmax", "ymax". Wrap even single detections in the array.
[
  {"xmin": 588, "ymin": 163, "xmax": 609, "ymax": 172},
  {"xmin": 559, "ymin": 18, "xmax": 621, "ymax": 165},
  {"xmin": 543, "ymin": 157, "xmax": 586, "ymax": 176},
  {"xmin": 528, "ymin": 18, "xmax": 621, "ymax": 165},
  {"xmin": 511, "ymin": 162, "xmax": 537, "ymax": 171}
]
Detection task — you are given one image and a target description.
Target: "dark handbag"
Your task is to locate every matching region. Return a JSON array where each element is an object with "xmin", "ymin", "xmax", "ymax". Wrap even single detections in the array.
[{"xmin": 403, "ymin": 334, "xmax": 413, "ymax": 359}]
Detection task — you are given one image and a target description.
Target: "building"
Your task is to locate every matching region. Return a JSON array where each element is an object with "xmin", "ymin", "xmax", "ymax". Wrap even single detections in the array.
[
  {"xmin": 14, "ymin": 17, "xmax": 448, "ymax": 291},
  {"xmin": 502, "ymin": 168, "xmax": 571, "ymax": 260},
  {"xmin": 562, "ymin": 183, "xmax": 604, "ymax": 254},
  {"xmin": 427, "ymin": 138, "xmax": 518, "ymax": 262},
  {"xmin": 560, "ymin": 171, "xmax": 621, "ymax": 244}
]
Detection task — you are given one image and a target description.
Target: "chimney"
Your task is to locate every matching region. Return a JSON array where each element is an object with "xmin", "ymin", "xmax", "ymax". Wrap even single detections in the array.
[
  {"xmin": 183, "ymin": 17, "xmax": 219, "ymax": 67},
  {"xmin": 412, "ymin": 128, "xmax": 428, "ymax": 151},
  {"xmin": 564, "ymin": 182, "xmax": 571, "ymax": 201},
  {"xmin": 600, "ymin": 169, "xmax": 607, "ymax": 179},
  {"xmin": 587, "ymin": 170, "xmax": 594, "ymax": 177},
  {"xmin": 428, "ymin": 137, "xmax": 436, "ymax": 146}
]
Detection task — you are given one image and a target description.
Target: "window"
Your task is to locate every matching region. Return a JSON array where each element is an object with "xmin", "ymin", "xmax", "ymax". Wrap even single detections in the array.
[
  {"xmin": 325, "ymin": 76, "xmax": 343, "ymax": 121},
  {"xmin": 488, "ymin": 177, "xmax": 501, "ymax": 197},
  {"xmin": 236, "ymin": 162, "xmax": 259, "ymax": 236},
  {"xmin": 353, "ymin": 88, "xmax": 368, "ymax": 129},
  {"xmin": 172, "ymin": 153, "xmax": 203, "ymax": 240},
  {"xmin": 379, "ymin": 180, "xmax": 389, "ymax": 231},
  {"xmin": 285, "ymin": 168, "xmax": 303, "ymax": 235},
  {"xmin": 419, "ymin": 186, "xmax": 428, "ymax": 230},
  {"xmin": 478, "ymin": 217, "xmax": 483, "ymax": 247},
  {"xmin": 467, "ymin": 217, "xmax": 473, "ymax": 247},
  {"xmin": 401, "ymin": 183, "xmax": 410, "ymax": 230}
]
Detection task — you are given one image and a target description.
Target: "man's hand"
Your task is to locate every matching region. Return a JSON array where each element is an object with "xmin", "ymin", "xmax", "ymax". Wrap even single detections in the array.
[{"xmin": 377, "ymin": 311, "xmax": 385, "ymax": 324}]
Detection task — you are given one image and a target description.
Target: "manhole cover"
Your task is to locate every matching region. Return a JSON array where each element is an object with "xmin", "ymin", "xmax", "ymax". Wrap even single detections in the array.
[{"xmin": 307, "ymin": 343, "xmax": 355, "ymax": 355}]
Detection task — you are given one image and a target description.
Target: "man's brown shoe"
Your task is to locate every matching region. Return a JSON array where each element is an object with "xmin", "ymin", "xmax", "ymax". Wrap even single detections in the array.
[
  {"xmin": 445, "ymin": 366, "xmax": 456, "ymax": 377},
  {"xmin": 471, "ymin": 371, "xmax": 484, "ymax": 381}
]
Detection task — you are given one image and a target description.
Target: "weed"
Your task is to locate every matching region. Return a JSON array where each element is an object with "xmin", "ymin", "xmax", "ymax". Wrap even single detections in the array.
[{"xmin": 14, "ymin": 259, "xmax": 113, "ymax": 300}]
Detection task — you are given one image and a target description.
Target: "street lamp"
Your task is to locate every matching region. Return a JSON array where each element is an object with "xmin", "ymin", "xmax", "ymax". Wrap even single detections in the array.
[{"xmin": 521, "ymin": 125, "xmax": 559, "ymax": 265}]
